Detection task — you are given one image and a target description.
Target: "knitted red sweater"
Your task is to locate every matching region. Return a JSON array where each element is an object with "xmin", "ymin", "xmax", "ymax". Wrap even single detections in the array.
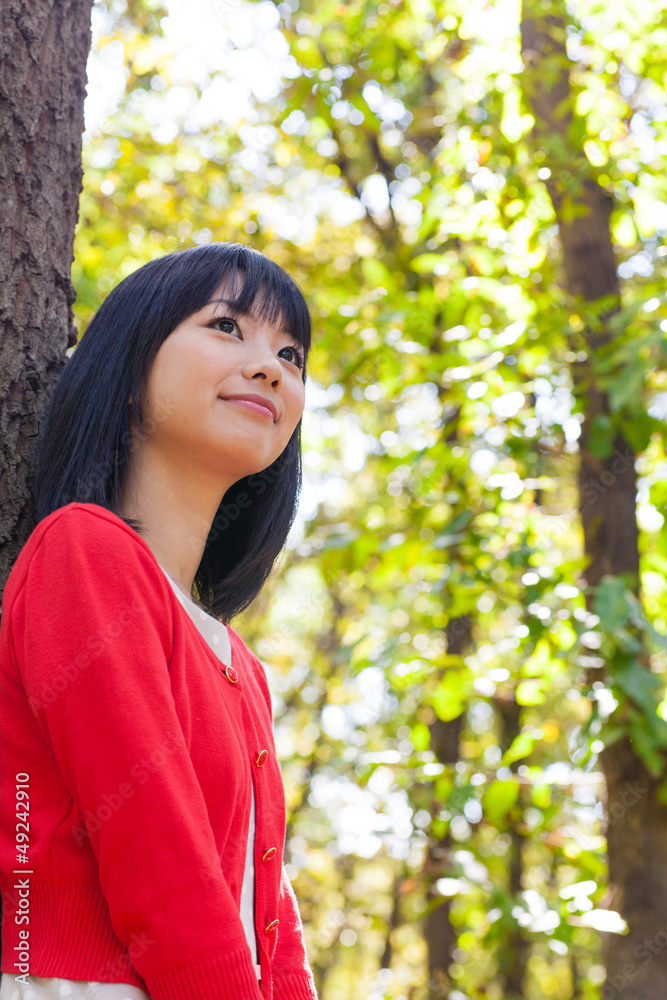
[{"xmin": 0, "ymin": 503, "xmax": 318, "ymax": 1000}]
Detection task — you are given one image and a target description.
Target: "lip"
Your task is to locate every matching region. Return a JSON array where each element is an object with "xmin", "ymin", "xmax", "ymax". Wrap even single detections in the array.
[{"xmin": 218, "ymin": 394, "xmax": 277, "ymax": 422}]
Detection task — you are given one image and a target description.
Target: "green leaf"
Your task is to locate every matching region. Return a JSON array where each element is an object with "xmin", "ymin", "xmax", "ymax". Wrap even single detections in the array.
[
  {"xmin": 626, "ymin": 592, "xmax": 667, "ymax": 653},
  {"xmin": 600, "ymin": 725, "xmax": 628, "ymax": 749},
  {"xmin": 657, "ymin": 777, "xmax": 667, "ymax": 807},
  {"xmin": 618, "ymin": 413, "xmax": 659, "ymax": 453},
  {"xmin": 431, "ymin": 669, "xmax": 469, "ymax": 721},
  {"xmin": 447, "ymin": 781, "xmax": 475, "ymax": 813},
  {"xmin": 531, "ymin": 783, "xmax": 552, "ymax": 809},
  {"xmin": 501, "ymin": 732, "xmax": 535, "ymax": 766},
  {"xmin": 409, "ymin": 253, "xmax": 447, "ymax": 274},
  {"xmin": 610, "ymin": 659, "xmax": 663, "ymax": 718},
  {"xmin": 606, "ymin": 357, "xmax": 647, "ymax": 413},
  {"xmin": 516, "ymin": 678, "xmax": 547, "ymax": 705},
  {"xmin": 482, "ymin": 778, "xmax": 520, "ymax": 825},
  {"xmin": 627, "ymin": 718, "xmax": 667, "ymax": 778},
  {"xmin": 594, "ymin": 576, "xmax": 631, "ymax": 631},
  {"xmin": 435, "ymin": 774, "xmax": 455, "ymax": 801},
  {"xmin": 586, "ymin": 415, "xmax": 615, "ymax": 459},
  {"xmin": 412, "ymin": 722, "xmax": 431, "ymax": 751}
]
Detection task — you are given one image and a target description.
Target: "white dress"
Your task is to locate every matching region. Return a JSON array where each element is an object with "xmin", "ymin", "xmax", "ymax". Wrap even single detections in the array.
[{"xmin": 0, "ymin": 564, "xmax": 261, "ymax": 1000}]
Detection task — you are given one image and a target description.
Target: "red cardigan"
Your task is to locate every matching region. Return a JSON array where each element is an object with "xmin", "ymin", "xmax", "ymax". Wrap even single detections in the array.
[{"xmin": 0, "ymin": 502, "xmax": 318, "ymax": 1000}]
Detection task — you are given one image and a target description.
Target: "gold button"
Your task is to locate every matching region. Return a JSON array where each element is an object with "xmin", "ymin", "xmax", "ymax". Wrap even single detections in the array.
[
  {"xmin": 256, "ymin": 749, "xmax": 268, "ymax": 767},
  {"xmin": 225, "ymin": 665, "xmax": 239, "ymax": 684},
  {"xmin": 262, "ymin": 847, "xmax": 277, "ymax": 863},
  {"xmin": 265, "ymin": 918, "xmax": 279, "ymax": 934}
]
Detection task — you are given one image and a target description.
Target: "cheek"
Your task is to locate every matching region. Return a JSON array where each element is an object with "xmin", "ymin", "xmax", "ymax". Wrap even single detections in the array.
[
  {"xmin": 147, "ymin": 344, "xmax": 213, "ymax": 409},
  {"xmin": 274, "ymin": 387, "xmax": 304, "ymax": 448},
  {"xmin": 289, "ymin": 382, "xmax": 306, "ymax": 419}
]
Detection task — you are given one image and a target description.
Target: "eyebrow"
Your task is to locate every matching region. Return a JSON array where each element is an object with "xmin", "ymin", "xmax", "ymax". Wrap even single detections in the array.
[{"xmin": 206, "ymin": 297, "xmax": 293, "ymax": 336}]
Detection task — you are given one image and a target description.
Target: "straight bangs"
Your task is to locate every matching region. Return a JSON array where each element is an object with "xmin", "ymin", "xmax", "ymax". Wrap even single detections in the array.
[{"xmin": 213, "ymin": 250, "xmax": 311, "ymax": 366}]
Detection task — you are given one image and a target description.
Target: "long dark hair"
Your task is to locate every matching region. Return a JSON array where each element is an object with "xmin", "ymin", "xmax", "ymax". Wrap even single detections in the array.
[{"xmin": 33, "ymin": 242, "xmax": 312, "ymax": 624}]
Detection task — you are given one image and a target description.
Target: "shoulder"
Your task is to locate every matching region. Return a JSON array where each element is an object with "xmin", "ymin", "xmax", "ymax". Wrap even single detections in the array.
[
  {"xmin": 37, "ymin": 502, "xmax": 148, "ymax": 548},
  {"xmin": 3, "ymin": 502, "xmax": 169, "ymax": 615},
  {"xmin": 10, "ymin": 502, "xmax": 146, "ymax": 558}
]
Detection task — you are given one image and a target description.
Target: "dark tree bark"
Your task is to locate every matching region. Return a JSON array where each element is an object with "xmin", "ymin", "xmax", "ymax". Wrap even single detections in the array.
[
  {"xmin": 0, "ymin": 0, "xmax": 94, "ymax": 980},
  {"xmin": 495, "ymin": 694, "xmax": 528, "ymax": 999},
  {"xmin": 0, "ymin": 0, "xmax": 94, "ymax": 573},
  {"xmin": 520, "ymin": 3, "xmax": 667, "ymax": 995},
  {"xmin": 423, "ymin": 613, "xmax": 471, "ymax": 1000}
]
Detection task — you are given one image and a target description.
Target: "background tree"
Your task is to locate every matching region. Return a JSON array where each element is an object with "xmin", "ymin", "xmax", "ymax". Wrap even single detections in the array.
[
  {"xmin": 0, "ymin": 0, "xmax": 94, "ymax": 562},
  {"xmin": 520, "ymin": 2, "xmax": 667, "ymax": 992}
]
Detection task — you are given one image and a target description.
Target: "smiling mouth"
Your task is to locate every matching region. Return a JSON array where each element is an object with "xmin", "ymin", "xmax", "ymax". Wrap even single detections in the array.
[{"xmin": 218, "ymin": 397, "xmax": 275, "ymax": 421}]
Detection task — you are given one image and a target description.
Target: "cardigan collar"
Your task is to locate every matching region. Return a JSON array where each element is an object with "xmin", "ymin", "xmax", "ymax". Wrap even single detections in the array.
[{"xmin": 156, "ymin": 562, "xmax": 232, "ymax": 667}]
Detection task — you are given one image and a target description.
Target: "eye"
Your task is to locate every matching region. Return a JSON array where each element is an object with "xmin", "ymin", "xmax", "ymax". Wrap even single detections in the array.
[
  {"xmin": 279, "ymin": 345, "xmax": 305, "ymax": 369},
  {"xmin": 208, "ymin": 315, "xmax": 305, "ymax": 369},
  {"xmin": 209, "ymin": 316, "xmax": 239, "ymax": 335}
]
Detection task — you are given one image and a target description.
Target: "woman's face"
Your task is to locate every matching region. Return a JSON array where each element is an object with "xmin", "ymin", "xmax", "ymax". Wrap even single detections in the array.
[{"xmin": 130, "ymin": 276, "xmax": 307, "ymax": 488}]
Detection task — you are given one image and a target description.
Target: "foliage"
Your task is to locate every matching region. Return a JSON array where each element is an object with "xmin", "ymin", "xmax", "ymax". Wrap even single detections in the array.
[{"xmin": 72, "ymin": 0, "xmax": 667, "ymax": 996}]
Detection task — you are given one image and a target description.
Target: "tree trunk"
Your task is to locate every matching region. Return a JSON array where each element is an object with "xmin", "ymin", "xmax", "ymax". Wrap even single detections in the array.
[
  {"xmin": 424, "ymin": 613, "xmax": 471, "ymax": 999},
  {"xmin": 496, "ymin": 693, "xmax": 528, "ymax": 999},
  {"xmin": 0, "ymin": 0, "xmax": 94, "ymax": 980},
  {"xmin": 0, "ymin": 0, "xmax": 93, "ymax": 572},
  {"xmin": 520, "ymin": 3, "xmax": 667, "ymax": 995}
]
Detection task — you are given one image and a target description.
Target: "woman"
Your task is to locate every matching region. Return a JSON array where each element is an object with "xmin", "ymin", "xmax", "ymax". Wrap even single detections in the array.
[{"xmin": 0, "ymin": 242, "xmax": 319, "ymax": 1000}]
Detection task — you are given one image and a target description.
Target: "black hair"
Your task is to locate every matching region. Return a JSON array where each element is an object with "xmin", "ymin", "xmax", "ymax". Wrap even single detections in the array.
[{"xmin": 33, "ymin": 241, "xmax": 311, "ymax": 624}]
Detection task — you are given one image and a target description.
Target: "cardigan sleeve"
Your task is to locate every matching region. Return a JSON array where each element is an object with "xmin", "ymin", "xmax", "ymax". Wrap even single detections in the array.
[{"xmin": 10, "ymin": 508, "xmax": 263, "ymax": 1000}]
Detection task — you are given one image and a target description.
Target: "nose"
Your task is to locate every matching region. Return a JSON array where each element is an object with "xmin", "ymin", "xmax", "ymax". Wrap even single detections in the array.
[{"xmin": 240, "ymin": 344, "xmax": 283, "ymax": 386}]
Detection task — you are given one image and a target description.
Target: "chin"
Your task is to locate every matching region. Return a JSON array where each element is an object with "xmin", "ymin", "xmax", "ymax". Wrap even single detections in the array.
[{"xmin": 226, "ymin": 457, "xmax": 278, "ymax": 484}]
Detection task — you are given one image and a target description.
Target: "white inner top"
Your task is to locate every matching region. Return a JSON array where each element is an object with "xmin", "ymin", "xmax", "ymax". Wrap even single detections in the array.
[
  {"xmin": 156, "ymin": 565, "xmax": 260, "ymax": 981},
  {"xmin": 0, "ymin": 565, "xmax": 260, "ymax": 1000}
]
